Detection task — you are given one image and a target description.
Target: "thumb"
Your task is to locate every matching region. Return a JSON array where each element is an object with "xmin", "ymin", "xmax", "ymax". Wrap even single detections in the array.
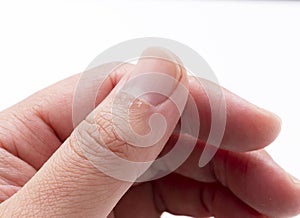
[{"xmin": 0, "ymin": 48, "xmax": 188, "ymax": 217}]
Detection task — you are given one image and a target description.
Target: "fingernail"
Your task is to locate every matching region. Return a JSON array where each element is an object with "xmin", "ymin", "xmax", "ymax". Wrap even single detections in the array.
[
  {"xmin": 122, "ymin": 47, "xmax": 182, "ymax": 106},
  {"xmin": 290, "ymin": 174, "xmax": 300, "ymax": 185},
  {"xmin": 273, "ymin": 113, "xmax": 282, "ymax": 126},
  {"xmin": 258, "ymin": 107, "xmax": 282, "ymax": 126}
]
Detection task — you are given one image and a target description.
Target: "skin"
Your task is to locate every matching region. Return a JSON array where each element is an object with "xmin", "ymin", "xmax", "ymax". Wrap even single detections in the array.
[{"xmin": 0, "ymin": 48, "xmax": 299, "ymax": 217}]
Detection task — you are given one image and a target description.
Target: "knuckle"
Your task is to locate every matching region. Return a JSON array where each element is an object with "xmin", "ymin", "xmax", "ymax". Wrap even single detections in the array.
[
  {"xmin": 69, "ymin": 91, "xmax": 155, "ymax": 163},
  {"xmin": 70, "ymin": 109, "xmax": 132, "ymax": 161}
]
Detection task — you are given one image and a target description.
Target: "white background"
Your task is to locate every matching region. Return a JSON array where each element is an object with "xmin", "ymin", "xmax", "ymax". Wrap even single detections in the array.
[{"xmin": 0, "ymin": 1, "xmax": 299, "ymax": 217}]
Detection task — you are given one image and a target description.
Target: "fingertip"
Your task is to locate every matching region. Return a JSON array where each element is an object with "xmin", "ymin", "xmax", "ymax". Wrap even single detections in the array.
[
  {"xmin": 213, "ymin": 149, "xmax": 300, "ymax": 217},
  {"xmin": 223, "ymin": 91, "xmax": 282, "ymax": 151},
  {"xmin": 284, "ymin": 173, "xmax": 300, "ymax": 216},
  {"xmin": 256, "ymin": 107, "xmax": 282, "ymax": 144},
  {"xmin": 187, "ymin": 78, "xmax": 282, "ymax": 152}
]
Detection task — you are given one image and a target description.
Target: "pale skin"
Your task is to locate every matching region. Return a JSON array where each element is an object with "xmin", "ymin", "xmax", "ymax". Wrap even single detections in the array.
[{"xmin": 0, "ymin": 48, "xmax": 299, "ymax": 217}]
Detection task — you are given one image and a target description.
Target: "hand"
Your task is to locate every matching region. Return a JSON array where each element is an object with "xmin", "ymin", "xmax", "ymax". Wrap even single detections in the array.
[{"xmin": 0, "ymin": 48, "xmax": 299, "ymax": 218}]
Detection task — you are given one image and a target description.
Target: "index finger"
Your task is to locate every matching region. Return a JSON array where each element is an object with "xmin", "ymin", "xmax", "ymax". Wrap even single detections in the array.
[{"xmin": 0, "ymin": 67, "xmax": 280, "ymax": 170}]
